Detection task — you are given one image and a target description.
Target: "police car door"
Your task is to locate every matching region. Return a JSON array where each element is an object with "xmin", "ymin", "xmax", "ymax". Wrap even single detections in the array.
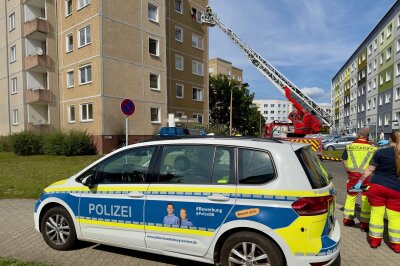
[
  {"xmin": 79, "ymin": 146, "xmax": 157, "ymax": 247},
  {"xmin": 144, "ymin": 145, "xmax": 236, "ymax": 256}
]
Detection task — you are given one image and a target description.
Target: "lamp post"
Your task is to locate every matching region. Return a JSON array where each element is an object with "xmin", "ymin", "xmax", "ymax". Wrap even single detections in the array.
[{"xmin": 229, "ymin": 83, "xmax": 248, "ymax": 136}]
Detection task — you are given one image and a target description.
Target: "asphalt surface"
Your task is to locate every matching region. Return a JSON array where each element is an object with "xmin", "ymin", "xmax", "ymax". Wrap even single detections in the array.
[{"xmin": 1, "ymin": 161, "xmax": 399, "ymax": 266}]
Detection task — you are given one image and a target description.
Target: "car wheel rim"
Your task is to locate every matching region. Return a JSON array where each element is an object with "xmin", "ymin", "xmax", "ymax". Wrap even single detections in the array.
[
  {"xmin": 45, "ymin": 214, "xmax": 70, "ymax": 245},
  {"xmin": 228, "ymin": 242, "xmax": 271, "ymax": 266}
]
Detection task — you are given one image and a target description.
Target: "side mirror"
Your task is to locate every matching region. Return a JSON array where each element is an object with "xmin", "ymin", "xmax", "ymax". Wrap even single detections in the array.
[
  {"xmin": 82, "ymin": 174, "xmax": 95, "ymax": 189},
  {"xmin": 328, "ymin": 173, "xmax": 333, "ymax": 180}
]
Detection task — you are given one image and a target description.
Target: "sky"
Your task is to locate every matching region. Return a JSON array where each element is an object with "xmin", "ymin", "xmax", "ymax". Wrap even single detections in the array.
[{"xmin": 208, "ymin": 0, "xmax": 396, "ymax": 104}]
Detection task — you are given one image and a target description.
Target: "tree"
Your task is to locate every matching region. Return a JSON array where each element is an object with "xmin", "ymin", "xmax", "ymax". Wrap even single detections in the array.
[{"xmin": 209, "ymin": 74, "xmax": 264, "ymax": 136}]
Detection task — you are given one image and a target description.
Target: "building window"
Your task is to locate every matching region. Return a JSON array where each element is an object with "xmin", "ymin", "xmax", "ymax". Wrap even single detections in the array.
[
  {"xmin": 78, "ymin": 25, "xmax": 91, "ymax": 47},
  {"xmin": 175, "ymin": 0, "xmax": 183, "ymax": 13},
  {"xmin": 264, "ymin": 111, "xmax": 268, "ymax": 114},
  {"xmin": 66, "ymin": 34, "xmax": 73, "ymax": 52},
  {"xmin": 80, "ymin": 103, "xmax": 93, "ymax": 122},
  {"xmin": 374, "ymin": 39, "xmax": 378, "ymax": 50},
  {"xmin": 385, "ymin": 92, "xmax": 391, "ymax": 104},
  {"xmin": 373, "ymin": 58, "xmax": 377, "ymax": 70},
  {"xmin": 149, "ymin": 73, "xmax": 159, "ymax": 90},
  {"xmin": 385, "ymin": 113, "xmax": 390, "ymax": 126},
  {"xmin": 379, "ymin": 116, "xmax": 382, "ymax": 126},
  {"xmin": 387, "ymin": 23, "xmax": 393, "ymax": 38},
  {"xmin": 192, "ymin": 60, "xmax": 204, "ymax": 76},
  {"xmin": 368, "ymin": 44, "xmax": 372, "ymax": 55},
  {"xmin": 368, "ymin": 81, "xmax": 371, "ymax": 92},
  {"xmin": 367, "ymin": 63, "xmax": 372, "ymax": 74},
  {"xmin": 10, "ymin": 78, "xmax": 17, "ymax": 94},
  {"xmin": 386, "ymin": 70, "xmax": 392, "ymax": 82},
  {"xmin": 175, "ymin": 54, "xmax": 184, "ymax": 70},
  {"xmin": 12, "ymin": 109, "xmax": 18, "ymax": 125},
  {"xmin": 379, "ymin": 74, "xmax": 384, "ymax": 85},
  {"xmin": 387, "ymin": 46, "xmax": 392, "ymax": 60},
  {"xmin": 176, "ymin": 83, "xmax": 184, "ymax": 98},
  {"xmin": 379, "ymin": 53, "xmax": 384, "ymax": 65},
  {"xmin": 150, "ymin": 107, "xmax": 160, "ymax": 123},
  {"xmin": 67, "ymin": 70, "xmax": 74, "ymax": 88},
  {"xmin": 148, "ymin": 4, "xmax": 158, "ymax": 22},
  {"xmin": 68, "ymin": 105, "xmax": 75, "ymax": 123},
  {"xmin": 367, "ymin": 99, "xmax": 371, "ymax": 110},
  {"xmin": 379, "ymin": 95, "xmax": 383, "ymax": 106},
  {"xmin": 79, "ymin": 64, "xmax": 92, "ymax": 84},
  {"xmin": 396, "ymin": 87, "xmax": 400, "ymax": 101},
  {"xmin": 65, "ymin": 0, "xmax": 72, "ymax": 16},
  {"xmin": 373, "ymin": 98, "xmax": 376, "ymax": 108},
  {"xmin": 10, "ymin": 45, "xmax": 16, "ymax": 63},
  {"xmin": 9, "ymin": 13, "xmax": 15, "ymax": 31},
  {"xmin": 176, "ymin": 112, "xmax": 184, "ymax": 118},
  {"xmin": 264, "ymin": 104, "xmax": 268, "ymax": 107},
  {"xmin": 397, "ymin": 39, "xmax": 400, "ymax": 53},
  {"xmin": 381, "ymin": 32, "xmax": 385, "ymax": 44},
  {"xmin": 175, "ymin": 26, "xmax": 183, "ymax": 42},
  {"xmin": 397, "ymin": 63, "xmax": 400, "ymax": 77},
  {"xmin": 193, "ymin": 114, "xmax": 203, "ymax": 125},
  {"xmin": 77, "ymin": 0, "xmax": 90, "ymax": 10},
  {"xmin": 192, "ymin": 88, "xmax": 203, "ymax": 101},
  {"xmin": 149, "ymin": 38, "xmax": 159, "ymax": 56},
  {"xmin": 192, "ymin": 33, "xmax": 203, "ymax": 49},
  {"xmin": 191, "ymin": 7, "xmax": 203, "ymax": 22}
]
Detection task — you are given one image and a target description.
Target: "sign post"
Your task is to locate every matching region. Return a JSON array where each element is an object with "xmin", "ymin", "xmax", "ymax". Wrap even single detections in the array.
[{"xmin": 120, "ymin": 99, "xmax": 136, "ymax": 146}]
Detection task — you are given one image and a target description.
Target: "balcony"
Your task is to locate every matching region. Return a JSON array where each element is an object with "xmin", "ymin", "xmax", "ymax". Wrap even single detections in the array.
[
  {"xmin": 26, "ymin": 88, "xmax": 52, "ymax": 104},
  {"xmin": 27, "ymin": 123, "xmax": 51, "ymax": 134},
  {"xmin": 24, "ymin": 55, "xmax": 49, "ymax": 72},
  {"xmin": 24, "ymin": 18, "xmax": 49, "ymax": 38}
]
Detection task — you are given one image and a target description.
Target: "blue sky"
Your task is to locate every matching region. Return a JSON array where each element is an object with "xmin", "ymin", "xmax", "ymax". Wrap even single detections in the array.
[{"xmin": 209, "ymin": 0, "xmax": 396, "ymax": 104}]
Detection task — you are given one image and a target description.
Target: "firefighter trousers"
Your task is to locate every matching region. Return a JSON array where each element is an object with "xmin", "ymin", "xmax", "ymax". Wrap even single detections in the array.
[
  {"xmin": 343, "ymin": 194, "xmax": 371, "ymax": 222},
  {"xmin": 367, "ymin": 184, "xmax": 400, "ymax": 249}
]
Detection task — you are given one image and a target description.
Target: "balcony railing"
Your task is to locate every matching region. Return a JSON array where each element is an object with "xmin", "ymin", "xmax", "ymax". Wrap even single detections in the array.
[
  {"xmin": 24, "ymin": 18, "xmax": 49, "ymax": 37},
  {"xmin": 25, "ymin": 55, "xmax": 50, "ymax": 71},
  {"xmin": 25, "ymin": 88, "xmax": 52, "ymax": 104}
]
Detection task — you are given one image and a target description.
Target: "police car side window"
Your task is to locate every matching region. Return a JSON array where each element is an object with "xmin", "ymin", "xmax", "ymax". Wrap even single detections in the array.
[
  {"xmin": 97, "ymin": 147, "xmax": 155, "ymax": 184},
  {"xmin": 211, "ymin": 147, "xmax": 235, "ymax": 185},
  {"xmin": 238, "ymin": 149, "xmax": 276, "ymax": 184},
  {"xmin": 158, "ymin": 145, "xmax": 215, "ymax": 184}
]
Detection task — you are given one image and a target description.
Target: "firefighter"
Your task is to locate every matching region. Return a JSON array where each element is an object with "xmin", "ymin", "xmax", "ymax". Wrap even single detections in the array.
[
  {"xmin": 206, "ymin": 5, "xmax": 212, "ymax": 16},
  {"xmin": 360, "ymin": 131, "xmax": 400, "ymax": 252},
  {"xmin": 341, "ymin": 127, "xmax": 377, "ymax": 231}
]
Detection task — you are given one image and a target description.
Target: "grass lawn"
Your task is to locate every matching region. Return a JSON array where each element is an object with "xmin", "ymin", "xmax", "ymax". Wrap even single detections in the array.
[
  {"xmin": 0, "ymin": 258, "xmax": 50, "ymax": 266},
  {"xmin": 321, "ymin": 149, "xmax": 343, "ymax": 158},
  {"xmin": 0, "ymin": 152, "xmax": 101, "ymax": 199}
]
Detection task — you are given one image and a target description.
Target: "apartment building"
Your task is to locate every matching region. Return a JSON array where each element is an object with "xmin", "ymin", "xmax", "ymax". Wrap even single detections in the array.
[
  {"xmin": 1, "ymin": 0, "xmax": 209, "ymax": 153},
  {"xmin": 209, "ymin": 57, "xmax": 243, "ymax": 83},
  {"xmin": 166, "ymin": 0, "xmax": 209, "ymax": 125},
  {"xmin": 332, "ymin": 1, "xmax": 400, "ymax": 138},
  {"xmin": 253, "ymin": 99, "xmax": 293, "ymax": 124}
]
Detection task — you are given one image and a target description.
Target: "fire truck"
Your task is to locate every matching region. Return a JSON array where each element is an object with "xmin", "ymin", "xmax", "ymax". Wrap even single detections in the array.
[{"xmin": 201, "ymin": 7, "xmax": 332, "ymax": 154}]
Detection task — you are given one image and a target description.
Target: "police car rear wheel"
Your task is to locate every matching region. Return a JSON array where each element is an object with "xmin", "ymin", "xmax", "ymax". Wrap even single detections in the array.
[
  {"xmin": 41, "ymin": 206, "xmax": 77, "ymax": 250},
  {"xmin": 220, "ymin": 232, "xmax": 284, "ymax": 266}
]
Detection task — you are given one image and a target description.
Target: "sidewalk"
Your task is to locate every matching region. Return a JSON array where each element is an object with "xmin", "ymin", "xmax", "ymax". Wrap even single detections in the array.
[{"xmin": 0, "ymin": 199, "xmax": 399, "ymax": 265}]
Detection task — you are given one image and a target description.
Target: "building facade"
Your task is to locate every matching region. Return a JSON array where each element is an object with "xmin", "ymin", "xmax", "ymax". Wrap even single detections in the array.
[
  {"xmin": 209, "ymin": 57, "xmax": 243, "ymax": 83},
  {"xmin": 1, "ymin": 0, "xmax": 209, "ymax": 153},
  {"xmin": 332, "ymin": 1, "xmax": 400, "ymax": 138},
  {"xmin": 253, "ymin": 99, "xmax": 293, "ymax": 124}
]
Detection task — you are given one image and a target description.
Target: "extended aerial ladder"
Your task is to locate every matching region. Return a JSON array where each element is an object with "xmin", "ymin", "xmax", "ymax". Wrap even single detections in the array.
[{"xmin": 201, "ymin": 9, "xmax": 332, "ymax": 137}]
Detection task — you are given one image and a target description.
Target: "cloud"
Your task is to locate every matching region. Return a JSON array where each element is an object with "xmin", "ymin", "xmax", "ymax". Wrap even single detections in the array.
[{"xmin": 300, "ymin": 87, "xmax": 326, "ymax": 99}]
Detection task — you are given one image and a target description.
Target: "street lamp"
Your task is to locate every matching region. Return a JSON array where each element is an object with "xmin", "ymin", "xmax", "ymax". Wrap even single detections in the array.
[{"xmin": 229, "ymin": 83, "xmax": 248, "ymax": 136}]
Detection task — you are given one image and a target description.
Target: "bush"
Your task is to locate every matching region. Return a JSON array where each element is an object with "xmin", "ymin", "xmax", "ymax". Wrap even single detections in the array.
[
  {"xmin": 62, "ymin": 131, "xmax": 96, "ymax": 156},
  {"xmin": 42, "ymin": 131, "xmax": 65, "ymax": 155},
  {"xmin": 10, "ymin": 132, "xmax": 43, "ymax": 156},
  {"xmin": 0, "ymin": 136, "xmax": 13, "ymax": 152}
]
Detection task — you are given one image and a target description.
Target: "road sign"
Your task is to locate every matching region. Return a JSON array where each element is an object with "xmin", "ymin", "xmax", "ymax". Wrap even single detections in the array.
[{"xmin": 120, "ymin": 99, "xmax": 136, "ymax": 116}]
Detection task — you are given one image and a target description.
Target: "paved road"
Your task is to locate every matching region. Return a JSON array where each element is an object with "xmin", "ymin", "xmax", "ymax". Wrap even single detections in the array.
[{"xmin": 1, "ymin": 162, "xmax": 399, "ymax": 265}]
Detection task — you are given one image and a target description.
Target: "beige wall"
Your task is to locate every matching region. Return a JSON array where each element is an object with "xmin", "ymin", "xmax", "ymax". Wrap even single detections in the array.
[
  {"xmin": 209, "ymin": 58, "xmax": 243, "ymax": 82},
  {"xmin": 0, "ymin": 0, "xmax": 10, "ymax": 134}
]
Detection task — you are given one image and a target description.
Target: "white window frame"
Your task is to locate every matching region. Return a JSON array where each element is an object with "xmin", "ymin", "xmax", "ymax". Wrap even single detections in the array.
[
  {"xmin": 386, "ymin": 70, "xmax": 392, "ymax": 82},
  {"xmin": 10, "ymin": 77, "xmax": 17, "ymax": 94},
  {"xmin": 148, "ymin": 37, "xmax": 159, "ymax": 56},
  {"xmin": 148, "ymin": 3, "xmax": 159, "ymax": 23},
  {"xmin": 385, "ymin": 93, "xmax": 391, "ymax": 104},
  {"xmin": 175, "ymin": 26, "xmax": 183, "ymax": 42},
  {"xmin": 397, "ymin": 87, "xmax": 400, "ymax": 101},
  {"xmin": 78, "ymin": 64, "xmax": 92, "ymax": 85},
  {"xmin": 66, "ymin": 33, "xmax": 73, "ymax": 53},
  {"xmin": 379, "ymin": 116, "xmax": 382, "ymax": 126},
  {"xmin": 192, "ymin": 60, "xmax": 204, "ymax": 76},
  {"xmin": 150, "ymin": 107, "xmax": 161, "ymax": 123},
  {"xmin": 379, "ymin": 95, "xmax": 383, "ymax": 106},
  {"xmin": 387, "ymin": 46, "xmax": 392, "ymax": 60},
  {"xmin": 192, "ymin": 33, "xmax": 203, "ymax": 50},
  {"xmin": 10, "ymin": 45, "xmax": 16, "ymax": 63},
  {"xmin": 175, "ymin": 54, "xmax": 184, "ymax": 70},
  {"xmin": 192, "ymin": 114, "xmax": 203, "ymax": 125},
  {"xmin": 174, "ymin": 0, "xmax": 183, "ymax": 14},
  {"xmin": 67, "ymin": 70, "xmax": 74, "ymax": 88},
  {"xmin": 387, "ymin": 23, "xmax": 393, "ymax": 38},
  {"xmin": 373, "ymin": 98, "xmax": 376, "ymax": 108},
  {"xmin": 77, "ymin": 0, "xmax": 90, "ymax": 11},
  {"xmin": 78, "ymin": 25, "xmax": 91, "ymax": 48},
  {"xmin": 149, "ymin": 73, "xmax": 160, "ymax": 91},
  {"xmin": 397, "ymin": 39, "xmax": 400, "ymax": 53},
  {"xmin": 176, "ymin": 83, "xmax": 184, "ymax": 98},
  {"xmin": 12, "ymin": 109, "xmax": 18, "ymax": 125},
  {"xmin": 9, "ymin": 13, "xmax": 15, "ymax": 32},
  {"xmin": 192, "ymin": 87, "xmax": 203, "ymax": 101},
  {"xmin": 80, "ymin": 102, "xmax": 93, "ymax": 122},
  {"xmin": 385, "ymin": 113, "xmax": 390, "ymax": 126},
  {"xmin": 65, "ymin": 0, "xmax": 72, "ymax": 17},
  {"xmin": 67, "ymin": 105, "xmax": 76, "ymax": 123}
]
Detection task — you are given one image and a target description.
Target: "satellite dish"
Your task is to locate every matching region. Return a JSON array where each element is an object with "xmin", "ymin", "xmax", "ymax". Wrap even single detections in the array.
[{"xmin": 35, "ymin": 47, "xmax": 43, "ymax": 55}]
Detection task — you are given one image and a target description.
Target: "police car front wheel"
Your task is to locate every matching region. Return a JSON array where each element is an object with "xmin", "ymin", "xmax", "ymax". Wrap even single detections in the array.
[
  {"xmin": 220, "ymin": 231, "xmax": 284, "ymax": 266},
  {"xmin": 40, "ymin": 206, "xmax": 77, "ymax": 250}
]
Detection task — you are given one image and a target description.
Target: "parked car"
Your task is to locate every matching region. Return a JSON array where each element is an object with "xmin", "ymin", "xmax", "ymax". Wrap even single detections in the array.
[
  {"xmin": 322, "ymin": 135, "xmax": 341, "ymax": 144},
  {"xmin": 323, "ymin": 136, "xmax": 356, "ymax": 150},
  {"xmin": 34, "ymin": 137, "xmax": 340, "ymax": 266}
]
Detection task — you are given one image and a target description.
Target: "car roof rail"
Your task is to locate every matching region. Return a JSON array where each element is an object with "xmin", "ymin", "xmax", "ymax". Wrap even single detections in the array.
[{"xmin": 142, "ymin": 135, "xmax": 283, "ymax": 143}]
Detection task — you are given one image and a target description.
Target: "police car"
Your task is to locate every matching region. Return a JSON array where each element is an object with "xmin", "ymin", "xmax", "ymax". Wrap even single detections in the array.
[{"xmin": 34, "ymin": 137, "xmax": 340, "ymax": 266}]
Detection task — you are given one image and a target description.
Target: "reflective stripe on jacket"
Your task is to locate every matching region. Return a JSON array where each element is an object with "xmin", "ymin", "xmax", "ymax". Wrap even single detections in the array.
[{"xmin": 345, "ymin": 143, "xmax": 377, "ymax": 173}]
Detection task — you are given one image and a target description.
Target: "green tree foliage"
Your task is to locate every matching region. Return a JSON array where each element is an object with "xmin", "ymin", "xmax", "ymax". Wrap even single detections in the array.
[{"xmin": 209, "ymin": 74, "xmax": 264, "ymax": 136}]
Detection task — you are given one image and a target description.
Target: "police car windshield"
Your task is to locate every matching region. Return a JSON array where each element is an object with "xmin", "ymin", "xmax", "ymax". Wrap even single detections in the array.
[{"xmin": 296, "ymin": 147, "xmax": 330, "ymax": 189}]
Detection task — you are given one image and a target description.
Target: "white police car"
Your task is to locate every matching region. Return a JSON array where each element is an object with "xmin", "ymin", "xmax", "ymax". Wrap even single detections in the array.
[{"xmin": 34, "ymin": 137, "xmax": 340, "ymax": 266}]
